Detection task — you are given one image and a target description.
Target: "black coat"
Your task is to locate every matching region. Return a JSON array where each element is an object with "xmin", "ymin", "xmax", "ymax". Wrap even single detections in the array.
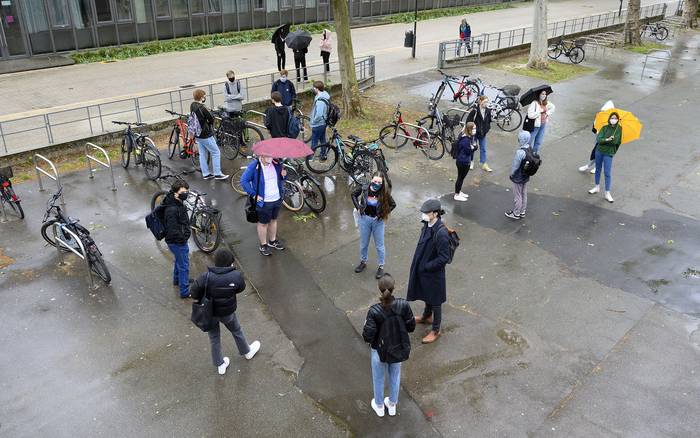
[
  {"xmin": 265, "ymin": 105, "xmax": 290, "ymax": 138},
  {"xmin": 466, "ymin": 106, "xmax": 492, "ymax": 137},
  {"xmin": 362, "ymin": 298, "xmax": 416, "ymax": 350},
  {"xmin": 351, "ymin": 185, "xmax": 396, "ymax": 218},
  {"xmin": 190, "ymin": 266, "xmax": 246, "ymax": 317},
  {"xmin": 162, "ymin": 192, "xmax": 191, "ymax": 245},
  {"xmin": 406, "ymin": 219, "xmax": 450, "ymax": 305}
]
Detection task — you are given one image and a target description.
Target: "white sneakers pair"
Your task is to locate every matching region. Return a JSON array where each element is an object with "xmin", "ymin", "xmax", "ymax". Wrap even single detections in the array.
[
  {"xmin": 217, "ymin": 340, "xmax": 261, "ymax": 375},
  {"xmin": 588, "ymin": 185, "xmax": 614, "ymax": 203},
  {"xmin": 453, "ymin": 192, "xmax": 469, "ymax": 202},
  {"xmin": 371, "ymin": 397, "xmax": 397, "ymax": 417}
]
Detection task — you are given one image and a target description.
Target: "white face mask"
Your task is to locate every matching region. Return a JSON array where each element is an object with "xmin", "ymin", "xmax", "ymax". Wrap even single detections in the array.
[
  {"xmin": 280, "ymin": 76, "xmax": 287, "ymax": 82},
  {"xmin": 471, "ymin": 129, "xmax": 477, "ymax": 136},
  {"xmin": 540, "ymin": 94, "xmax": 547, "ymax": 101},
  {"xmin": 610, "ymin": 118, "xmax": 618, "ymax": 125},
  {"xmin": 421, "ymin": 213, "xmax": 430, "ymax": 222}
]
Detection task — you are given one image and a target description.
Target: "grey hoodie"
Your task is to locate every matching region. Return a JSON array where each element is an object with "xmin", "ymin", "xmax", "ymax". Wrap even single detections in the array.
[
  {"xmin": 510, "ymin": 131, "xmax": 532, "ymax": 183},
  {"xmin": 224, "ymin": 79, "xmax": 245, "ymax": 113}
]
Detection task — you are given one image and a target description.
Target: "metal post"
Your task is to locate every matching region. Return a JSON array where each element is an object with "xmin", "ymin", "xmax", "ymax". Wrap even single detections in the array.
[
  {"xmin": 412, "ymin": 0, "xmax": 417, "ymax": 58},
  {"xmin": 619, "ymin": 0, "xmax": 623, "ymax": 17},
  {"xmin": 33, "ymin": 154, "xmax": 64, "ymax": 206},
  {"xmin": 85, "ymin": 143, "xmax": 117, "ymax": 191}
]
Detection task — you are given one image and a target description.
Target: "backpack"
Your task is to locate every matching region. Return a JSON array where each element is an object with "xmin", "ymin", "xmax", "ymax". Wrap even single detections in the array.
[
  {"xmin": 287, "ymin": 108, "xmax": 301, "ymax": 139},
  {"xmin": 438, "ymin": 223, "xmax": 460, "ymax": 264},
  {"xmin": 520, "ymin": 147, "xmax": 542, "ymax": 176},
  {"xmin": 450, "ymin": 136, "xmax": 461, "ymax": 159},
  {"xmin": 187, "ymin": 111, "xmax": 201, "ymax": 139},
  {"xmin": 145, "ymin": 204, "xmax": 167, "ymax": 240},
  {"xmin": 225, "ymin": 80, "xmax": 241, "ymax": 95},
  {"xmin": 377, "ymin": 309, "xmax": 411, "ymax": 364},
  {"xmin": 318, "ymin": 97, "xmax": 341, "ymax": 127}
]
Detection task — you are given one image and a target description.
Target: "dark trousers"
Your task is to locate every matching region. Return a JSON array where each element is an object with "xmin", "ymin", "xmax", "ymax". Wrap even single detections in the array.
[
  {"xmin": 294, "ymin": 56, "xmax": 308, "ymax": 82},
  {"xmin": 455, "ymin": 161, "xmax": 470, "ymax": 193},
  {"xmin": 589, "ymin": 145, "xmax": 596, "ymax": 161},
  {"xmin": 422, "ymin": 304, "xmax": 442, "ymax": 332},
  {"xmin": 321, "ymin": 51, "xmax": 330, "ymax": 72},
  {"xmin": 276, "ymin": 50, "xmax": 286, "ymax": 71},
  {"xmin": 207, "ymin": 313, "xmax": 250, "ymax": 366}
]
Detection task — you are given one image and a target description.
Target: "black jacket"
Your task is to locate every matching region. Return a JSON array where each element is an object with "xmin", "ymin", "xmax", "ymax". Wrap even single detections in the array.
[
  {"xmin": 362, "ymin": 298, "xmax": 416, "ymax": 350},
  {"xmin": 466, "ymin": 106, "xmax": 492, "ymax": 137},
  {"xmin": 190, "ymin": 266, "xmax": 246, "ymax": 317},
  {"xmin": 293, "ymin": 48, "xmax": 307, "ymax": 60},
  {"xmin": 162, "ymin": 192, "xmax": 191, "ymax": 244},
  {"xmin": 351, "ymin": 185, "xmax": 396, "ymax": 218},
  {"xmin": 406, "ymin": 219, "xmax": 450, "ymax": 305},
  {"xmin": 265, "ymin": 105, "xmax": 290, "ymax": 138},
  {"xmin": 190, "ymin": 101, "xmax": 215, "ymax": 139}
]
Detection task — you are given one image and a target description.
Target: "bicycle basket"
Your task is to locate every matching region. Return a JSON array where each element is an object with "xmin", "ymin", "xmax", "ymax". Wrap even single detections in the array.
[
  {"xmin": 574, "ymin": 39, "xmax": 586, "ymax": 48},
  {"xmin": 442, "ymin": 114, "xmax": 462, "ymax": 129},
  {"xmin": 501, "ymin": 85, "xmax": 521, "ymax": 97},
  {"xmin": 0, "ymin": 166, "xmax": 12, "ymax": 179}
]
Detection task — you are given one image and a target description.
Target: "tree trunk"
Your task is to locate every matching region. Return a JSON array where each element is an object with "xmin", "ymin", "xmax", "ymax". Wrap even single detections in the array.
[
  {"xmin": 683, "ymin": 0, "xmax": 699, "ymax": 28},
  {"xmin": 330, "ymin": 0, "xmax": 363, "ymax": 117},
  {"xmin": 527, "ymin": 0, "xmax": 549, "ymax": 70},
  {"xmin": 624, "ymin": 0, "xmax": 642, "ymax": 45}
]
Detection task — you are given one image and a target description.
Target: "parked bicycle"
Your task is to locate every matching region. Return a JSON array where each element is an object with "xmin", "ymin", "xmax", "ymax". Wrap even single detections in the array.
[
  {"xmin": 378, "ymin": 102, "xmax": 445, "ymax": 160},
  {"xmin": 547, "ymin": 37, "xmax": 585, "ymax": 64},
  {"xmin": 229, "ymin": 156, "xmax": 306, "ymax": 212},
  {"xmin": 165, "ymin": 110, "xmax": 199, "ymax": 168},
  {"xmin": 640, "ymin": 22, "xmax": 669, "ymax": 41},
  {"xmin": 0, "ymin": 166, "xmax": 24, "ymax": 220},
  {"xmin": 291, "ymin": 98, "xmax": 312, "ymax": 143},
  {"xmin": 436, "ymin": 70, "xmax": 481, "ymax": 106},
  {"xmin": 281, "ymin": 159, "xmax": 327, "ymax": 213},
  {"xmin": 113, "ymin": 121, "xmax": 162, "ymax": 180},
  {"xmin": 212, "ymin": 109, "xmax": 265, "ymax": 160},
  {"xmin": 150, "ymin": 171, "xmax": 222, "ymax": 253},
  {"xmin": 41, "ymin": 188, "xmax": 111, "ymax": 284}
]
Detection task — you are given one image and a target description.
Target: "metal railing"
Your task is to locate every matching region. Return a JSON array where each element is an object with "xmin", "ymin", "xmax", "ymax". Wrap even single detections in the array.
[
  {"xmin": 33, "ymin": 154, "xmax": 64, "ymax": 205},
  {"xmin": 641, "ymin": 49, "xmax": 672, "ymax": 81},
  {"xmin": 0, "ymin": 55, "xmax": 375, "ymax": 157},
  {"xmin": 85, "ymin": 142, "xmax": 117, "ymax": 192}
]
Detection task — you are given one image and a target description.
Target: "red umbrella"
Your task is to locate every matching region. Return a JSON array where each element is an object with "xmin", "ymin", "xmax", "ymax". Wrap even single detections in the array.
[{"xmin": 251, "ymin": 138, "xmax": 312, "ymax": 158}]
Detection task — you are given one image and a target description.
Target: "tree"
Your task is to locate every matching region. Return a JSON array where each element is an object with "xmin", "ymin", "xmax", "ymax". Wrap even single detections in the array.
[
  {"xmin": 527, "ymin": 0, "xmax": 549, "ymax": 69},
  {"xmin": 330, "ymin": 0, "xmax": 363, "ymax": 117},
  {"xmin": 682, "ymin": 0, "xmax": 698, "ymax": 28},
  {"xmin": 624, "ymin": 0, "xmax": 641, "ymax": 45}
]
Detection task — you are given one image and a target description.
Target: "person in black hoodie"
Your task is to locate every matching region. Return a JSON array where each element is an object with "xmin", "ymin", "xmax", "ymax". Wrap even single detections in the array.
[
  {"xmin": 265, "ymin": 91, "xmax": 290, "ymax": 138},
  {"xmin": 163, "ymin": 180, "xmax": 192, "ymax": 298},
  {"xmin": 292, "ymin": 47, "xmax": 308, "ymax": 82},
  {"xmin": 190, "ymin": 249, "xmax": 261, "ymax": 375}
]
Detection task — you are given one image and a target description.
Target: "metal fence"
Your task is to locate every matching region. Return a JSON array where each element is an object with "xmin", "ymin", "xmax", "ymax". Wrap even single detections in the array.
[
  {"xmin": 438, "ymin": 1, "xmax": 675, "ymax": 68},
  {"xmin": 0, "ymin": 55, "xmax": 375, "ymax": 157}
]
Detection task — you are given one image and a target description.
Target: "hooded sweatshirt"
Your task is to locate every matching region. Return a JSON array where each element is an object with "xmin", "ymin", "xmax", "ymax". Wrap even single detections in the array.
[
  {"xmin": 310, "ymin": 90, "xmax": 331, "ymax": 128},
  {"xmin": 510, "ymin": 131, "xmax": 532, "ymax": 184},
  {"xmin": 265, "ymin": 105, "xmax": 291, "ymax": 138},
  {"xmin": 319, "ymin": 30, "xmax": 332, "ymax": 53}
]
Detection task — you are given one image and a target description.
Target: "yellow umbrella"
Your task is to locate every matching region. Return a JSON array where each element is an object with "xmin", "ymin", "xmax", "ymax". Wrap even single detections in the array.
[{"xmin": 594, "ymin": 108, "xmax": 643, "ymax": 145}]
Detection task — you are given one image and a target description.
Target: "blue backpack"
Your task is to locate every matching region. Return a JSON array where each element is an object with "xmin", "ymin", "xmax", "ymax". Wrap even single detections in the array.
[
  {"xmin": 287, "ymin": 108, "xmax": 301, "ymax": 139},
  {"xmin": 145, "ymin": 205, "xmax": 167, "ymax": 240}
]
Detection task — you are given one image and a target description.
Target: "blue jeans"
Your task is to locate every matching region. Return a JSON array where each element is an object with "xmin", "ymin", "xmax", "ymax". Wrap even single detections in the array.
[
  {"xmin": 196, "ymin": 136, "xmax": 222, "ymax": 177},
  {"xmin": 477, "ymin": 135, "xmax": 487, "ymax": 164},
  {"xmin": 594, "ymin": 150, "xmax": 614, "ymax": 191},
  {"xmin": 208, "ymin": 312, "xmax": 250, "ymax": 366},
  {"xmin": 359, "ymin": 214, "xmax": 385, "ymax": 266},
  {"xmin": 530, "ymin": 123, "xmax": 547, "ymax": 154},
  {"xmin": 310, "ymin": 125, "xmax": 327, "ymax": 158},
  {"xmin": 167, "ymin": 242, "xmax": 190, "ymax": 297},
  {"xmin": 371, "ymin": 348, "xmax": 401, "ymax": 406}
]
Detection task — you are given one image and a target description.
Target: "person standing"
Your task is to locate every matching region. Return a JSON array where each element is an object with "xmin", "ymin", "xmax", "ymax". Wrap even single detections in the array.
[
  {"xmin": 458, "ymin": 19, "xmax": 472, "ymax": 55},
  {"xmin": 319, "ymin": 29, "xmax": 332, "ymax": 72},
  {"xmin": 407, "ymin": 199, "xmax": 451, "ymax": 344},
  {"xmin": 579, "ymin": 100, "xmax": 614, "ymax": 174},
  {"xmin": 190, "ymin": 249, "xmax": 261, "ymax": 375},
  {"xmin": 527, "ymin": 90, "xmax": 555, "ymax": 154},
  {"xmin": 271, "ymin": 69, "xmax": 296, "ymax": 107},
  {"xmin": 293, "ymin": 47, "xmax": 308, "ymax": 83},
  {"xmin": 264, "ymin": 91, "xmax": 290, "ymax": 139},
  {"xmin": 505, "ymin": 131, "xmax": 533, "ymax": 220},
  {"xmin": 352, "ymin": 172, "xmax": 397, "ymax": 279},
  {"xmin": 240, "ymin": 154, "xmax": 287, "ymax": 256},
  {"xmin": 453, "ymin": 121, "xmax": 478, "ymax": 201},
  {"xmin": 163, "ymin": 180, "xmax": 192, "ymax": 299},
  {"xmin": 362, "ymin": 273, "xmax": 415, "ymax": 418},
  {"xmin": 274, "ymin": 32, "xmax": 286, "ymax": 71},
  {"xmin": 309, "ymin": 81, "xmax": 330, "ymax": 160},
  {"xmin": 190, "ymin": 89, "xmax": 229, "ymax": 181},
  {"xmin": 223, "ymin": 70, "xmax": 245, "ymax": 116},
  {"xmin": 588, "ymin": 112, "xmax": 622, "ymax": 203},
  {"xmin": 466, "ymin": 95, "xmax": 493, "ymax": 172}
]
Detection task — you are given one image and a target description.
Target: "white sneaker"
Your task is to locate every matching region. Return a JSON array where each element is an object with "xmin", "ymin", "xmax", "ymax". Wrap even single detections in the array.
[
  {"xmin": 605, "ymin": 191, "xmax": 614, "ymax": 203},
  {"xmin": 384, "ymin": 397, "xmax": 397, "ymax": 416},
  {"xmin": 245, "ymin": 341, "xmax": 261, "ymax": 360},
  {"xmin": 217, "ymin": 357, "xmax": 230, "ymax": 375},
  {"xmin": 578, "ymin": 164, "xmax": 590, "ymax": 172},
  {"xmin": 469, "ymin": 161, "xmax": 474, "ymax": 170},
  {"xmin": 371, "ymin": 398, "xmax": 385, "ymax": 417},
  {"xmin": 459, "ymin": 192, "xmax": 469, "ymax": 198},
  {"xmin": 453, "ymin": 193, "xmax": 468, "ymax": 202},
  {"xmin": 590, "ymin": 167, "xmax": 596, "ymax": 174},
  {"xmin": 588, "ymin": 186, "xmax": 600, "ymax": 194}
]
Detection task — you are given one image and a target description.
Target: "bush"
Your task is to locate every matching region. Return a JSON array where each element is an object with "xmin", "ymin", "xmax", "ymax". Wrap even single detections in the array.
[{"xmin": 380, "ymin": 3, "xmax": 512, "ymax": 24}]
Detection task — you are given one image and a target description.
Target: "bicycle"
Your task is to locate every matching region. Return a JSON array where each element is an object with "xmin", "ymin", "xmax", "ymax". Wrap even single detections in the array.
[
  {"xmin": 150, "ymin": 170, "xmax": 223, "ymax": 253},
  {"xmin": 291, "ymin": 98, "xmax": 312, "ymax": 143},
  {"xmin": 40, "ymin": 188, "xmax": 111, "ymax": 284},
  {"xmin": 113, "ymin": 121, "xmax": 162, "ymax": 180},
  {"xmin": 455, "ymin": 85, "xmax": 522, "ymax": 133},
  {"xmin": 547, "ymin": 37, "xmax": 585, "ymax": 64},
  {"xmin": 378, "ymin": 103, "xmax": 431, "ymax": 151},
  {"xmin": 640, "ymin": 22, "xmax": 669, "ymax": 41},
  {"xmin": 0, "ymin": 166, "xmax": 24, "ymax": 220},
  {"xmin": 165, "ymin": 110, "xmax": 199, "ymax": 168},
  {"xmin": 436, "ymin": 70, "xmax": 481, "ymax": 106},
  {"xmin": 213, "ymin": 109, "xmax": 265, "ymax": 160},
  {"xmin": 281, "ymin": 159, "xmax": 327, "ymax": 214},
  {"xmin": 229, "ymin": 156, "xmax": 306, "ymax": 212}
]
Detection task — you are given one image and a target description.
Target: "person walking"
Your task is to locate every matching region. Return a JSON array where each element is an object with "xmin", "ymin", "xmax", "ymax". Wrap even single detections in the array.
[
  {"xmin": 190, "ymin": 89, "xmax": 229, "ymax": 181},
  {"xmin": 274, "ymin": 31, "xmax": 286, "ymax": 71},
  {"xmin": 265, "ymin": 91, "xmax": 290, "ymax": 139},
  {"xmin": 588, "ymin": 112, "xmax": 622, "ymax": 203},
  {"xmin": 319, "ymin": 29, "xmax": 332, "ymax": 72},
  {"xmin": 466, "ymin": 95, "xmax": 493, "ymax": 172},
  {"xmin": 527, "ymin": 89, "xmax": 555, "ymax": 154},
  {"xmin": 271, "ymin": 69, "xmax": 296, "ymax": 107},
  {"xmin": 458, "ymin": 19, "xmax": 472, "ymax": 55},
  {"xmin": 223, "ymin": 70, "xmax": 245, "ymax": 116},
  {"xmin": 453, "ymin": 121, "xmax": 478, "ymax": 201},
  {"xmin": 352, "ymin": 172, "xmax": 396, "ymax": 279},
  {"xmin": 362, "ymin": 273, "xmax": 415, "ymax": 418},
  {"xmin": 309, "ymin": 81, "xmax": 330, "ymax": 160},
  {"xmin": 293, "ymin": 47, "xmax": 308, "ymax": 83},
  {"xmin": 190, "ymin": 249, "xmax": 261, "ymax": 375},
  {"xmin": 240, "ymin": 154, "xmax": 287, "ymax": 256},
  {"xmin": 407, "ymin": 199, "xmax": 451, "ymax": 344},
  {"xmin": 505, "ymin": 131, "xmax": 533, "ymax": 220},
  {"xmin": 163, "ymin": 179, "xmax": 192, "ymax": 299},
  {"xmin": 579, "ymin": 100, "xmax": 614, "ymax": 174}
]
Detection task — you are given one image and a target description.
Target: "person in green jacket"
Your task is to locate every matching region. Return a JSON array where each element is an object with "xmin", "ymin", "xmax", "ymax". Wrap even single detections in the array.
[{"xmin": 588, "ymin": 112, "xmax": 622, "ymax": 203}]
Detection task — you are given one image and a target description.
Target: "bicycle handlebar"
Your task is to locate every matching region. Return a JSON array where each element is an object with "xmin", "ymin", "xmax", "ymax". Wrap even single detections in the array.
[
  {"xmin": 165, "ymin": 110, "xmax": 187, "ymax": 118},
  {"xmin": 112, "ymin": 121, "xmax": 147, "ymax": 127}
]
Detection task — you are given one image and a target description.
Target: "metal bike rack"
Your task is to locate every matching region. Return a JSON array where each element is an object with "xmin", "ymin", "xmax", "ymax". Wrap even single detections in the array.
[
  {"xmin": 85, "ymin": 143, "xmax": 117, "ymax": 191},
  {"xmin": 52, "ymin": 222, "xmax": 96, "ymax": 290},
  {"xmin": 33, "ymin": 154, "xmax": 64, "ymax": 206},
  {"xmin": 246, "ymin": 110, "xmax": 267, "ymax": 131}
]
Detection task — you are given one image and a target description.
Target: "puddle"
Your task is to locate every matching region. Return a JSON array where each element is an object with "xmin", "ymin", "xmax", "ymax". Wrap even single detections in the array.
[{"xmin": 645, "ymin": 278, "xmax": 670, "ymax": 293}]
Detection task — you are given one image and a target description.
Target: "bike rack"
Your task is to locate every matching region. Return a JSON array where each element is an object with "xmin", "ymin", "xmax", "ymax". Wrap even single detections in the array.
[
  {"xmin": 33, "ymin": 154, "xmax": 64, "ymax": 206},
  {"xmin": 387, "ymin": 122, "xmax": 431, "ymax": 154},
  {"xmin": 85, "ymin": 143, "xmax": 117, "ymax": 191},
  {"xmin": 641, "ymin": 50, "xmax": 672, "ymax": 82},
  {"xmin": 246, "ymin": 110, "xmax": 267, "ymax": 131},
  {"xmin": 52, "ymin": 222, "xmax": 96, "ymax": 290},
  {"xmin": 446, "ymin": 107, "xmax": 472, "ymax": 130}
]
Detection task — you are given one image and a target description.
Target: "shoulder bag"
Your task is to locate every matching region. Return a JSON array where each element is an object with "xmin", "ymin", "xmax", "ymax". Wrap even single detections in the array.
[
  {"xmin": 245, "ymin": 163, "xmax": 261, "ymax": 223},
  {"xmin": 191, "ymin": 273, "xmax": 214, "ymax": 332}
]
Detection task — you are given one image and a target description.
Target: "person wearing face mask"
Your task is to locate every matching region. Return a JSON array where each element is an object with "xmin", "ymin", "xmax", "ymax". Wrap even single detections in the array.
[
  {"xmin": 162, "ymin": 180, "xmax": 192, "ymax": 299},
  {"xmin": 453, "ymin": 121, "xmax": 479, "ymax": 201},
  {"xmin": 309, "ymin": 81, "xmax": 330, "ymax": 161},
  {"xmin": 466, "ymin": 95, "xmax": 493, "ymax": 172},
  {"xmin": 526, "ymin": 90, "xmax": 556, "ymax": 154},
  {"xmin": 505, "ymin": 131, "xmax": 533, "ymax": 220},
  {"xmin": 579, "ymin": 100, "xmax": 614, "ymax": 174},
  {"xmin": 190, "ymin": 89, "xmax": 229, "ymax": 181},
  {"xmin": 264, "ymin": 92, "xmax": 290, "ymax": 138},
  {"xmin": 271, "ymin": 69, "xmax": 296, "ymax": 107},
  {"xmin": 407, "ymin": 199, "xmax": 451, "ymax": 344},
  {"xmin": 223, "ymin": 70, "xmax": 245, "ymax": 116},
  {"xmin": 319, "ymin": 29, "xmax": 332, "ymax": 73},
  {"xmin": 589, "ymin": 112, "xmax": 622, "ymax": 203},
  {"xmin": 352, "ymin": 172, "xmax": 397, "ymax": 279}
]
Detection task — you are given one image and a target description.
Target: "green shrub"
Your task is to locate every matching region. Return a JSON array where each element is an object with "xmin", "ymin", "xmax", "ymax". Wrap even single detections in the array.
[{"xmin": 380, "ymin": 3, "xmax": 512, "ymax": 24}]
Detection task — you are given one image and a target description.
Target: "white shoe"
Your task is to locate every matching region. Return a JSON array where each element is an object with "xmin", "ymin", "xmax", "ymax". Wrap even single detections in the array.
[
  {"xmin": 469, "ymin": 161, "xmax": 474, "ymax": 170},
  {"xmin": 217, "ymin": 357, "xmax": 230, "ymax": 375},
  {"xmin": 590, "ymin": 167, "xmax": 596, "ymax": 174},
  {"xmin": 605, "ymin": 191, "xmax": 614, "ymax": 203},
  {"xmin": 459, "ymin": 191, "xmax": 469, "ymax": 198},
  {"xmin": 578, "ymin": 164, "xmax": 590, "ymax": 172},
  {"xmin": 371, "ymin": 398, "xmax": 385, "ymax": 417},
  {"xmin": 245, "ymin": 341, "xmax": 261, "ymax": 360},
  {"xmin": 384, "ymin": 397, "xmax": 397, "ymax": 416},
  {"xmin": 588, "ymin": 186, "xmax": 600, "ymax": 194},
  {"xmin": 453, "ymin": 193, "xmax": 468, "ymax": 202}
]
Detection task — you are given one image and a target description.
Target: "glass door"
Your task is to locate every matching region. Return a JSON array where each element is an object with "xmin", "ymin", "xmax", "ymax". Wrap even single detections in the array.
[{"xmin": 0, "ymin": 0, "xmax": 28, "ymax": 58}]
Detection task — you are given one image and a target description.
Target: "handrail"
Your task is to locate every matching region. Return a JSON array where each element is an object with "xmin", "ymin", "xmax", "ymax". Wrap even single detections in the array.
[
  {"xmin": 85, "ymin": 143, "xmax": 117, "ymax": 191},
  {"xmin": 53, "ymin": 222, "xmax": 95, "ymax": 290},
  {"xmin": 641, "ymin": 49, "xmax": 672, "ymax": 81},
  {"xmin": 33, "ymin": 154, "xmax": 64, "ymax": 205}
]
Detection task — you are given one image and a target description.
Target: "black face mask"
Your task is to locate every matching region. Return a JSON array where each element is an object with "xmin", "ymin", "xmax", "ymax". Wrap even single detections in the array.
[
  {"xmin": 228, "ymin": 77, "xmax": 235, "ymax": 82},
  {"xmin": 177, "ymin": 192, "xmax": 189, "ymax": 201},
  {"xmin": 369, "ymin": 182, "xmax": 382, "ymax": 192}
]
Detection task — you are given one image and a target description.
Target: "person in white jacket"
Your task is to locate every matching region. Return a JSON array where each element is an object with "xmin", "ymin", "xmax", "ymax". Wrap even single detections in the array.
[
  {"xmin": 319, "ymin": 29, "xmax": 332, "ymax": 72},
  {"xmin": 527, "ymin": 90, "xmax": 555, "ymax": 154}
]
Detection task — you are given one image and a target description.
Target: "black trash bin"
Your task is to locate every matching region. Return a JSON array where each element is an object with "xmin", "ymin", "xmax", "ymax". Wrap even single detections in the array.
[{"xmin": 404, "ymin": 30, "xmax": 414, "ymax": 48}]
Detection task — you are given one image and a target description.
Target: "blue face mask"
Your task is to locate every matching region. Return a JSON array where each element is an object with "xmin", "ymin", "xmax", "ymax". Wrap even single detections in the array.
[{"xmin": 369, "ymin": 182, "xmax": 382, "ymax": 192}]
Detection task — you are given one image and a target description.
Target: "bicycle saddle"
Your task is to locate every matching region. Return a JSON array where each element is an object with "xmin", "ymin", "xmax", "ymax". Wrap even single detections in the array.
[{"xmin": 347, "ymin": 135, "xmax": 363, "ymax": 143}]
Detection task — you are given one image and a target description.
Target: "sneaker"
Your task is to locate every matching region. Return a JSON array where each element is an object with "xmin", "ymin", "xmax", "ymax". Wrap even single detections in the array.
[
  {"xmin": 588, "ymin": 185, "xmax": 600, "ymax": 194},
  {"xmin": 268, "ymin": 239, "xmax": 285, "ymax": 250},
  {"xmin": 518, "ymin": 211, "xmax": 526, "ymax": 219},
  {"xmin": 590, "ymin": 167, "xmax": 596, "ymax": 174},
  {"xmin": 259, "ymin": 245, "xmax": 271, "ymax": 256},
  {"xmin": 384, "ymin": 397, "xmax": 397, "ymax": 416},
  {"xmin": 505, "ymin": 211, "xmax": 520, "ymax": 220},
  {"xmin": 578, "ymin": 164, "xmax": 591, "ymax": 172},
  {"xmin": 375, "ymin": 266, "xmax": 385, "ymax": 279},
  {"xmin": 454, "ymin": 193, "xmax": 468, "ymax": 202},
  {"xmin": 179, "ymin": 293, "xmax": 191, "ymax": 299},
  {"xmin": 605, "ymin": 191, "xmax": 614, "ymax": 203},
  {"xmin": 214, "ymin": 174, "xmax": 230, "ymax": 180},
  {"xmin": 469, "ymin": 161, "xmax": 474, "ymax": 170},
  {"xmin": 481, "ymin": 163, "xmax": 493, "ymax": 172},
  {"xmin": 422, "ymin": 330, "xmax": 441, "ymax": 344},
  {"xmin": 459, "ymin": 192, "xmax": 469, "ymax": 198},
  {"xmin": 202, "ymin": 174, "xmax": 214, "ymax": 180},
  {"xmin": 354, "ymin": 261, "xmax": 367, "ymax": 273},
  {"xmin": 217, "ymin": 357, "xmax": 230, "ymax": 375},
  {"xmin": 245, "ymin": 341, "xmax": 261, "ymax": 360},
  {"xmin": 371, "ymin": 398, "xmax": 385, "ymax": 418}
]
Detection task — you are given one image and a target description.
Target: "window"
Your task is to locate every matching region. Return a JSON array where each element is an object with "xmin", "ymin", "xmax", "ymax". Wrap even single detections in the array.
[
  {"xmin": 115, "ymin": 0, "xmax": 133, "ymax": 21},
  {"xmin": 155, "ymin": 0, "xmax": 170, "ymax": 17},
  {"xmin": 94, "ymin": 0, "xmax": 113, "ymax": 22},
  {"xmin": 294, "ymin": 0, "xmax": 304, "ymax": 8},
  {"xmin": 190, "ymin": 0, "xmax": 204, "ymax": 13},
  {"xmin": 208, "ymin": 0, "xmax": 222, "ymax": 13},
  {"xmin": 253, "ymin": 0, "xmax": 264, "ymax": 10},
  {"xmin": 235, "ymin": 0, "xmax": 249, "ymax": 13},
  {"xmin": 280, "ymin": 0, "xmax": 291, "ymax": 9},
  {"xmin": 48, "ymin": 0, "xmax": 70, "ymax": 27},
  {"xmin": 133, "ymin": 0, "xmax": 150, "ymax": 22},
  {"xmin": 170, "ymin": 0, "xmax": 188, "ymax": 17}
]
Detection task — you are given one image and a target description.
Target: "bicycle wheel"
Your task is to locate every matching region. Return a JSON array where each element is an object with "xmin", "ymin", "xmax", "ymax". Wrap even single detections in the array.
[
  {"xmin": 300, "ymin": 177, "xmax": 326, "ymax": 213},
  {"xmin": 190, "ymin": 142, "xmax": 201, "ymax": 170},
  {"xmin": 120, "ymin": 136, "xmax": 131, "ymax": 168},
  {"xmin": 282, "ymin": 180, "xmax": 304, "ymax": 212},
  {"xmin": 547, "ymin": 44, "xmax": 562, "ymax": 60},
  {"xmin": 297, "ymin": 114, "xmax": 312, "ymax": 143},
  {"xmin": 230, "ymin": 166, "xmax": 248, "ymax": 196},
  {"xmin": 40, "ymin": 219, "xmax": 76, "ymax": 251},
  {"xmin": 422, "ymin": 136, "xmax": 446, "ymax": 160},
  {"xmin": 305, "ymin": 144, "xmax": 338, "ymax": 174},
  {"xmin": 378, "ymin": 124, "xmax": 409, "ymax": 149},
  {"xmin": 142, "ymin": 139, "xmax": 162, "ymax": 180},
  {"xmin": 217, "ymin": 130, "xmax": 239, "ymax": 160},
  {"xmin": 350, "ymin": 151, "xmax": 382, "ymax": 185},
  {"xmin": 192, "ymin": 209, "xmax": 221, "ymax": 253},
  {"xmin": 167, "ymin": 127, "xmax": 180, "ymax": 159},
  {"xmin": 457, "ymin": 82, "xmax": 480, "ymax": 106},
  {"xmin": 569, "ymin": 46, "xmax": 585, "ymax": 64},
  {"xmin": 496, "ymin": 108, "xmax": 523, "ymax": 132},
  {"xmin": 2, "ymin": 188, "xmax": 24, "ymax": 219},
  {"xmin": 150, "ymin": 190, "xmax": 168, "ymax": 211},
  {"xmin": 656, "ymin": 26, "xmax": 669, "ymax": 41},
  {"xmin": 87, "ymin": 246, "xmax": 111, "ymax": 284},
  {"xmin": 242, "ymin": 124, "xmax": 264, "ymax": 151}
]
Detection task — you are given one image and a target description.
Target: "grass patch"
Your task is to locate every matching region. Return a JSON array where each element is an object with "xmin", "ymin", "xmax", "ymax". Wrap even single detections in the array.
[
  {"xmin": 625, "ymin": 42, "xmax": 668, "ymax": 54},
  {"xmin": 379, "ymin": 3, "xmax": 512, "ymax": 24},
  {"xmin": 484, "ymin": 55, "xmax": 596, "ymax": 82}
]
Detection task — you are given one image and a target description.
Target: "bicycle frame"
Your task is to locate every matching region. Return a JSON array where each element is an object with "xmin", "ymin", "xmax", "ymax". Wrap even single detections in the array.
[{"xmin": 389, "ymin": 107, "xmax": 431, "ymax": 144}]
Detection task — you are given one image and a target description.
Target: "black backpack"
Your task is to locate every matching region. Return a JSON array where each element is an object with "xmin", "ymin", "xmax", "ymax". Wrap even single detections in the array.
[
  {"xmin": 377, "ymin": 309, "xmax": 411, "ymax": 364},
  {"xmin": 145, "ymin": 204, "xmax": 167, "ymax": 240},
  {"xmin": 318, "ymin": 97, "xmax": 341, "ymax": 127},
  {"xmin": 520, "ymin": 147, "xmax": 542, "ymax": 176}
]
